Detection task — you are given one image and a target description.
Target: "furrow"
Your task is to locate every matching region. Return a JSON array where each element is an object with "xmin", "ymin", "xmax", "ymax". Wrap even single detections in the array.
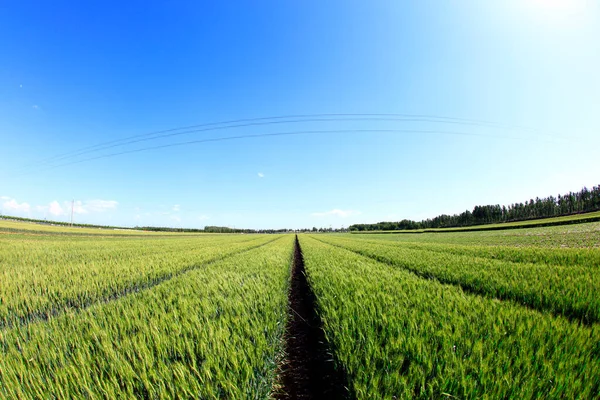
[{"xmin": 273, "ymin": 235, "xmax": 351, "ymax": 399}]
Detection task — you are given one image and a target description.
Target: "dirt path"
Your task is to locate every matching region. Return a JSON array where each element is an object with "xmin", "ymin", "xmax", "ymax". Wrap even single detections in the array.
[{"xmin": 274, "ymin": 235, "xmax": 351, "ymax": 399}]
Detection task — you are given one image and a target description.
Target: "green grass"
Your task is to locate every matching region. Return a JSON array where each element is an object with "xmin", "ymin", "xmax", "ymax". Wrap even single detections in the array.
[
  {"xmin": 344, "ymin": 236, "xmax": 600, "ymax": 267},
  {"xmin": 1, "ymin": 220, "xmax": 598, "ymax": 398},
  {"xmin": 354, "ymin": 210, "xmax": 600, "ymax": 233},
  {"xmin": 300, "ymin": 235, "xmax": 600, "ymax": 399},
  {"xmin": 315, "ymin": 234, "xmax": 600, "ymax": 323},
  {"xmin": 0, "ymin": 236, "xmax": 294, "ymax": 398},
  {"xmin": 0, "ymin": 233, "xmax": 278, "ymax": 328},
  {"xmin": 0, "ymin": 218, "xmax": 170, "ymax": 235},
  {"xmin": 353, "ymin": 220, "xmax": 600, "ymax": 248}
]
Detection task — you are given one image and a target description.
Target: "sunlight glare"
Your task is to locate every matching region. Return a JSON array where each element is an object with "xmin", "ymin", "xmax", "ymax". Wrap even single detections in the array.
[{"xmin": 525, "ymin": 0, "xmax": 589, "ymax": 26}]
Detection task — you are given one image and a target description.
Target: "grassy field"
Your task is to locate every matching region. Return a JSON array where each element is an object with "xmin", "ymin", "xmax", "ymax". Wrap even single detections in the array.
[
  {"xmin": 0, "ymin": 221, "xmax": 598, "ymax": 398},
  {"xmin": 354, "ymin": 210, "xmax": 600, "ymax": 233},
  {"xmin": 354, "ymin": 220, "xmax": 600, "ymax": 248},
  {"xmin": 314, "ymin": 234, "xmax": 599, "ymax": 324},
  {"xmin": 0, "ymin": 233, "xmax": 292, "ymax": 398},
  {"xmin": 299, "ymin": 235, "xmax": 599, "ymax": 398},
  {"xmin": 0, "ymin": 233, "xmax": 278, "ymax": 328},
  {"xmin": 0, "ymin": 218, "xmax": 168, "ymax": 235}
]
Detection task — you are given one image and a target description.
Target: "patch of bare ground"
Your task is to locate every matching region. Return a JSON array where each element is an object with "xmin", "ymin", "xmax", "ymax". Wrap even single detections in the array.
[{"xmin": 273, "ymin": 236, "xmax": 352, "ymax": 399}]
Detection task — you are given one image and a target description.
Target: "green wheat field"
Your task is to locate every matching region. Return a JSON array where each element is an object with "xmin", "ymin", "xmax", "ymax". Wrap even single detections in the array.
[{"xmin": 1, "ymin": 218, "xmax": 598, "ymax": 399}]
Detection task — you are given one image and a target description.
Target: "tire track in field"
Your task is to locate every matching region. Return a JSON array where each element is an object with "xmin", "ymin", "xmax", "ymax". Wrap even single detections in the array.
[
  {"xmin": 0, "ymin": 236, "xmax": 283, "ymax": 331},
  {"xmin": 274, "ymin": 235, "xmax": 352, "ymax": 399},
  {"xmin": 313, "ymin": 236, "xmax": 596, "ymax": 326}
]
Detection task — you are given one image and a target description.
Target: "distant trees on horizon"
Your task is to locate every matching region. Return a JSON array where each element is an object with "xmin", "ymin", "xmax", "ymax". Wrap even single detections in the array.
[{"xmin": 349, "ymin": 185, "xmax": 600, "ymax": 232}]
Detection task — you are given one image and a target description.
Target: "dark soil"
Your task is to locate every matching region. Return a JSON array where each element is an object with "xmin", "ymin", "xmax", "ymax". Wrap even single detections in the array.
[{"xmin": 274, "ymin": 236, "xmax": 352, "ymax": 399}]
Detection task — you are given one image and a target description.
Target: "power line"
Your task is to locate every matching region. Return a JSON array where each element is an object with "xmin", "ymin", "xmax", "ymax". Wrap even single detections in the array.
[
  {"xmin": 24, "ymin": 118, "xmax": 496, "ymax": 165},
  {"xmin": 20, "ymin": 127, "xmax": 527, "ymax": 176},
  {"xmin": 17, "ymin": 113, "xmax": 558, "ymax": 173},
  {"xmin": 27, "ymin": 113, "xmax": 496, "ymax": 163}
]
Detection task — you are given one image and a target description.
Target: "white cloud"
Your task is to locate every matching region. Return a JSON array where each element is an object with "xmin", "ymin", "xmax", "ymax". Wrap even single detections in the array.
[
  {"xmin": 198, "ymin": 214, "xmax": 210, "ymax": 221},
  {"xmin": 84, "ymin": 199, "xmax": 118, "ymax": 212},
  {"xmin": 48, "ymin": 201, "xmax": 65, "ymax": 216},
  {"xmin": 172, "ymin": 204, "xmax": 181, "ymax": 212},
  {"xmin": 171, "ymin": 215, "xmax": 181, "ymax": 222},
  {"xmin": 2, "ymin": 198, "xmax": 31, "ymax": 213},
  {"xmin": 31, "ymin": 199, "xmax": 118, "ymax": 217},
  {"xmin": 71, "ymin": 201, "xmax": 87, "ymax": 214},
  {"xmin": 258, "ymin": 172, "xmax": 264, "ymax": 178},
  {"xmin": 0, "ymin": 196, "xmax": 10, "ymax": 200},
  {"xmin": 311, "ymin": 209, "xmax": 361, "ymax": 218},
  {"xmin": 60, "ymin": 199, "xmax": 118, "ymax": 214}
]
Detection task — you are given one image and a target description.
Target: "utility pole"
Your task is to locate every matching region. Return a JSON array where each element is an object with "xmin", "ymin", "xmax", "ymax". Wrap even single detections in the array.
[{"xmin": 70, "ymin": 200, "xmax": 74, "ymax": 227}]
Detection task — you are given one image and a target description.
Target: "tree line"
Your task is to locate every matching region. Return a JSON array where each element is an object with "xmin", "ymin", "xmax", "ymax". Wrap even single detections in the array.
[
  {"xmin": 349, "ymin": 185, "xmax": 600, "ymax": 231},
  {"xmin": 0, "ymin": 215, "xmax": 348, "ymax": 234},
  {"xmin": 138, "ymin": 226, "xmax": 297, "ymax": 233},
  {"xmin": 0, "ymin": 215, "xmax": 127, "ymax": 230}
]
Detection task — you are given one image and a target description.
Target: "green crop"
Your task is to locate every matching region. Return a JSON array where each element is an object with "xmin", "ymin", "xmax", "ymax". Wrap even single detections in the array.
[
  {"xmin": 299, "ymin": 235, "xmax": 600, "ymax": 399},
  {"xmin": 315, "ymin": 235, "xmax": 599, "ymax": 323},
  {"xmin": 348, "ymin": 234, "xmax": 600, "ymax": 267},
  {"xmin": 0, "ymin": 236, "xmax": 294, "ymax": 399},
  {"xmin": 0, "ymin": 233, "xmax": 277, "ymax": 328},
  {"xmin": 1, "ymin": 219, "xmax": 598, "ymax": 399},
  {"xmin": 0, "ymin": 218, "xmax": 173, "ymax": 235},
  {"xmin": 353, "ymin": 220, "xmax": 600, "ymax": 248}
]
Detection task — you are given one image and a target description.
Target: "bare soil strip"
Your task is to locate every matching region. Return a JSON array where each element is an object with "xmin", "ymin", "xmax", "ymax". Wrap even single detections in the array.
[
  {"xmin": 275, "ymin": 236, "xmax": 351, "ymax": 399},
  {"xmin": 0, "ymin": 236, "xmax": 282, "ymax": 331}
]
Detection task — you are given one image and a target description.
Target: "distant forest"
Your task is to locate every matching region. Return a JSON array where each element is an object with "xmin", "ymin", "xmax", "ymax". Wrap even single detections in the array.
[{"xmin": 349, "ymin": 185, "xmax": 600, "ymax": 231}]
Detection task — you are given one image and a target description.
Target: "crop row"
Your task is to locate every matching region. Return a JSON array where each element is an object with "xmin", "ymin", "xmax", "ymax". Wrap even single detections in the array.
[
  {"xmin": 315, "ymin": 235, "xmax": 599, "ymax": 324},
  {"xmin": 348, "ymin": 235, "xmax": 600, "ymax": 269},
  {"xmin": 0, "ymin": 236, "xmax": 294, "ymax": 399},
  {"xmin": 299, "ymin": 236, "xmax": 600, "ymax": 398},
  {"xmin": 353, "ymin": 220, "xmax": 600, "ymax": 248},
  {"xmin": 0, "ymin": 234, "xmax": 277, "ymax": 328}
]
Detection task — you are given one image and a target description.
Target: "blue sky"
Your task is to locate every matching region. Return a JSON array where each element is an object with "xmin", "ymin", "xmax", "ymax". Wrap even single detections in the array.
[{"xmin": 1, "ymin": 0, "xmax": 599, "ymax": 229}]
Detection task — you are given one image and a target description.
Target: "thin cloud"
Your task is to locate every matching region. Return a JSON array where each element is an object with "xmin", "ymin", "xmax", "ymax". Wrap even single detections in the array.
[
  {"xmin": 311, "ymin": 209, "xmax": 361, "ymax": 218},
  {"xmin": 84, "ymin": 199, "xmax": 118, "ymax": 212},
  {"xmin": 172, "ymin": 204, "xmax": 181, "ymax": 212},
  {"xmin": 48, "ymin": 201, "xmax": 64, "ymax": 216},
  {"xmin": 32, "ymin": 105, "xmax": 40, "ymax": 110},
  {"xmin": 31, "ymin": 199, "xmax": 117, "ymax": 217},
  {"xmin": 1, "ymin": 197, "xmax": 31, "ymax": 213},
  {"xmin": 258, "ymin": 172, "xmax": 264, "ymax": 178},
  {"xmin": 33, "ymin": 199, "xmax": 118, "ymax": 217}
]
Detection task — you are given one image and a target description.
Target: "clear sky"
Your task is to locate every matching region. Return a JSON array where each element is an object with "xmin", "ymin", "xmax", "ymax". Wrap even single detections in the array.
[{"xmin": 1, "ymin": 0, "xmax": 599, "ymax": 229}]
